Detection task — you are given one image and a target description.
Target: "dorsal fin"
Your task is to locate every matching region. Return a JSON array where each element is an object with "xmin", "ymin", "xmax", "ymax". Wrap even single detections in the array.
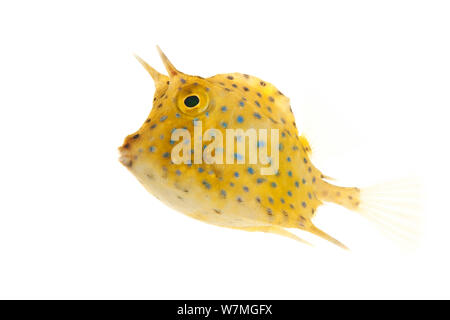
[{"xmin": 299, "ymin": 134, "xmax": 312, "ymax": 156}]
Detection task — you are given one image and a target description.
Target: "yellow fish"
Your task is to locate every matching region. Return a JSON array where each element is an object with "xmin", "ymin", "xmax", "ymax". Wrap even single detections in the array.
[{"xmin": 119, "ymin": 47, "xmax": 419, "ymax": 249}]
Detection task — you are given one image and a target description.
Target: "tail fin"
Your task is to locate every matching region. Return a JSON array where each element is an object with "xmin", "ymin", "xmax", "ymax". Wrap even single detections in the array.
[
  {"xmin": 356, "ymin": 178, "xmax": 422, "ymax": 250},
  {"xmin": 317, "ymin": 178, "xmax": 422, "ymax": 250}
]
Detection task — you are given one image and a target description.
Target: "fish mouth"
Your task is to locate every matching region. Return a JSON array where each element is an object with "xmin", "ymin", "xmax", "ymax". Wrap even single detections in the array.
[{"xmin": 118, "ymin": 145, "xmax": 133, "ymax": 167}]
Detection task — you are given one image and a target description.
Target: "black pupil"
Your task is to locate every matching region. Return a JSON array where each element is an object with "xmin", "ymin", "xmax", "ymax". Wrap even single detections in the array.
[{"xmin": 184, "ymin": 95, "xmax": 200, "ymax": 108}]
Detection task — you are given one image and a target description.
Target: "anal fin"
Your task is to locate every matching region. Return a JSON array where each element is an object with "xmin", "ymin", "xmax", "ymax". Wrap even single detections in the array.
[
  {"xmin": 233, "ymin": 226, "xmax": 313, "ymax": 247},
  {"xmin": 307, "ymin": 224, "xmax": 349, "ymax": 250}
]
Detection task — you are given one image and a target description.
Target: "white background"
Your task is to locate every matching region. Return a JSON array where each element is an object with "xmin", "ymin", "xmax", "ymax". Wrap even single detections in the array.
[{"xmin": 0, "ymin": 1, "xmax": 449, "ymax": 299}]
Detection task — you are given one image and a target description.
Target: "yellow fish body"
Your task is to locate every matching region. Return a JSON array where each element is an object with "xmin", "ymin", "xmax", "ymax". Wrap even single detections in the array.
[{"xmin": 119, "ymin": 47, "xmax": 419, "ymax": 249}]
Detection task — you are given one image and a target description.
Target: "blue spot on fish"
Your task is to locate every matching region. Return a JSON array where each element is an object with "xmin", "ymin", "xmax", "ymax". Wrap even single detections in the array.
[
  {"xmin": 202, "ymin": 180, "xmax": 211, "ymax": 189},
  {"xmin": 234, "ymin": 153, "xmax": 243, "ymax": 161}
]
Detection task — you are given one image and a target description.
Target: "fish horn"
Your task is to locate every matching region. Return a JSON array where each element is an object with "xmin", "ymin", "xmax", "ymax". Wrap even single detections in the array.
[
  {"xmin": 133, "ymin": 54, "xmax": 168, "ymax": 85},
  {"xmin": 156, "ymin": 45, "xmax": 180, "ymax": 77}
]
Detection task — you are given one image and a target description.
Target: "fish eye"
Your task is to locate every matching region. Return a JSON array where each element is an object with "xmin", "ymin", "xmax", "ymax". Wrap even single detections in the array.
[
  {"xmin": 176, "ymin": 85, "xmax": 209, "ymax": 116},
  {"xmin": 184, "ymin": 95, "xmax": 200, "ymax": 108}
]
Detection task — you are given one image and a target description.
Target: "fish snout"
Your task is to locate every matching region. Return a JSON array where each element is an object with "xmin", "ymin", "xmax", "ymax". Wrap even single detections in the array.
[
  {"xmin": 119, "ymin": 133, "xmax": 142, "ymax": 167},
  {"xmin": 118, "ymin": 143, "xmax": 133, "ymax": 168}
]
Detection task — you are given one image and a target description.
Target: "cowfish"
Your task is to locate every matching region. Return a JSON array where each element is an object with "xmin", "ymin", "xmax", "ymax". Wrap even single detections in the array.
[{"xmin": 119, "ymin": 46, "xmax": 420, "ymax": 249}]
